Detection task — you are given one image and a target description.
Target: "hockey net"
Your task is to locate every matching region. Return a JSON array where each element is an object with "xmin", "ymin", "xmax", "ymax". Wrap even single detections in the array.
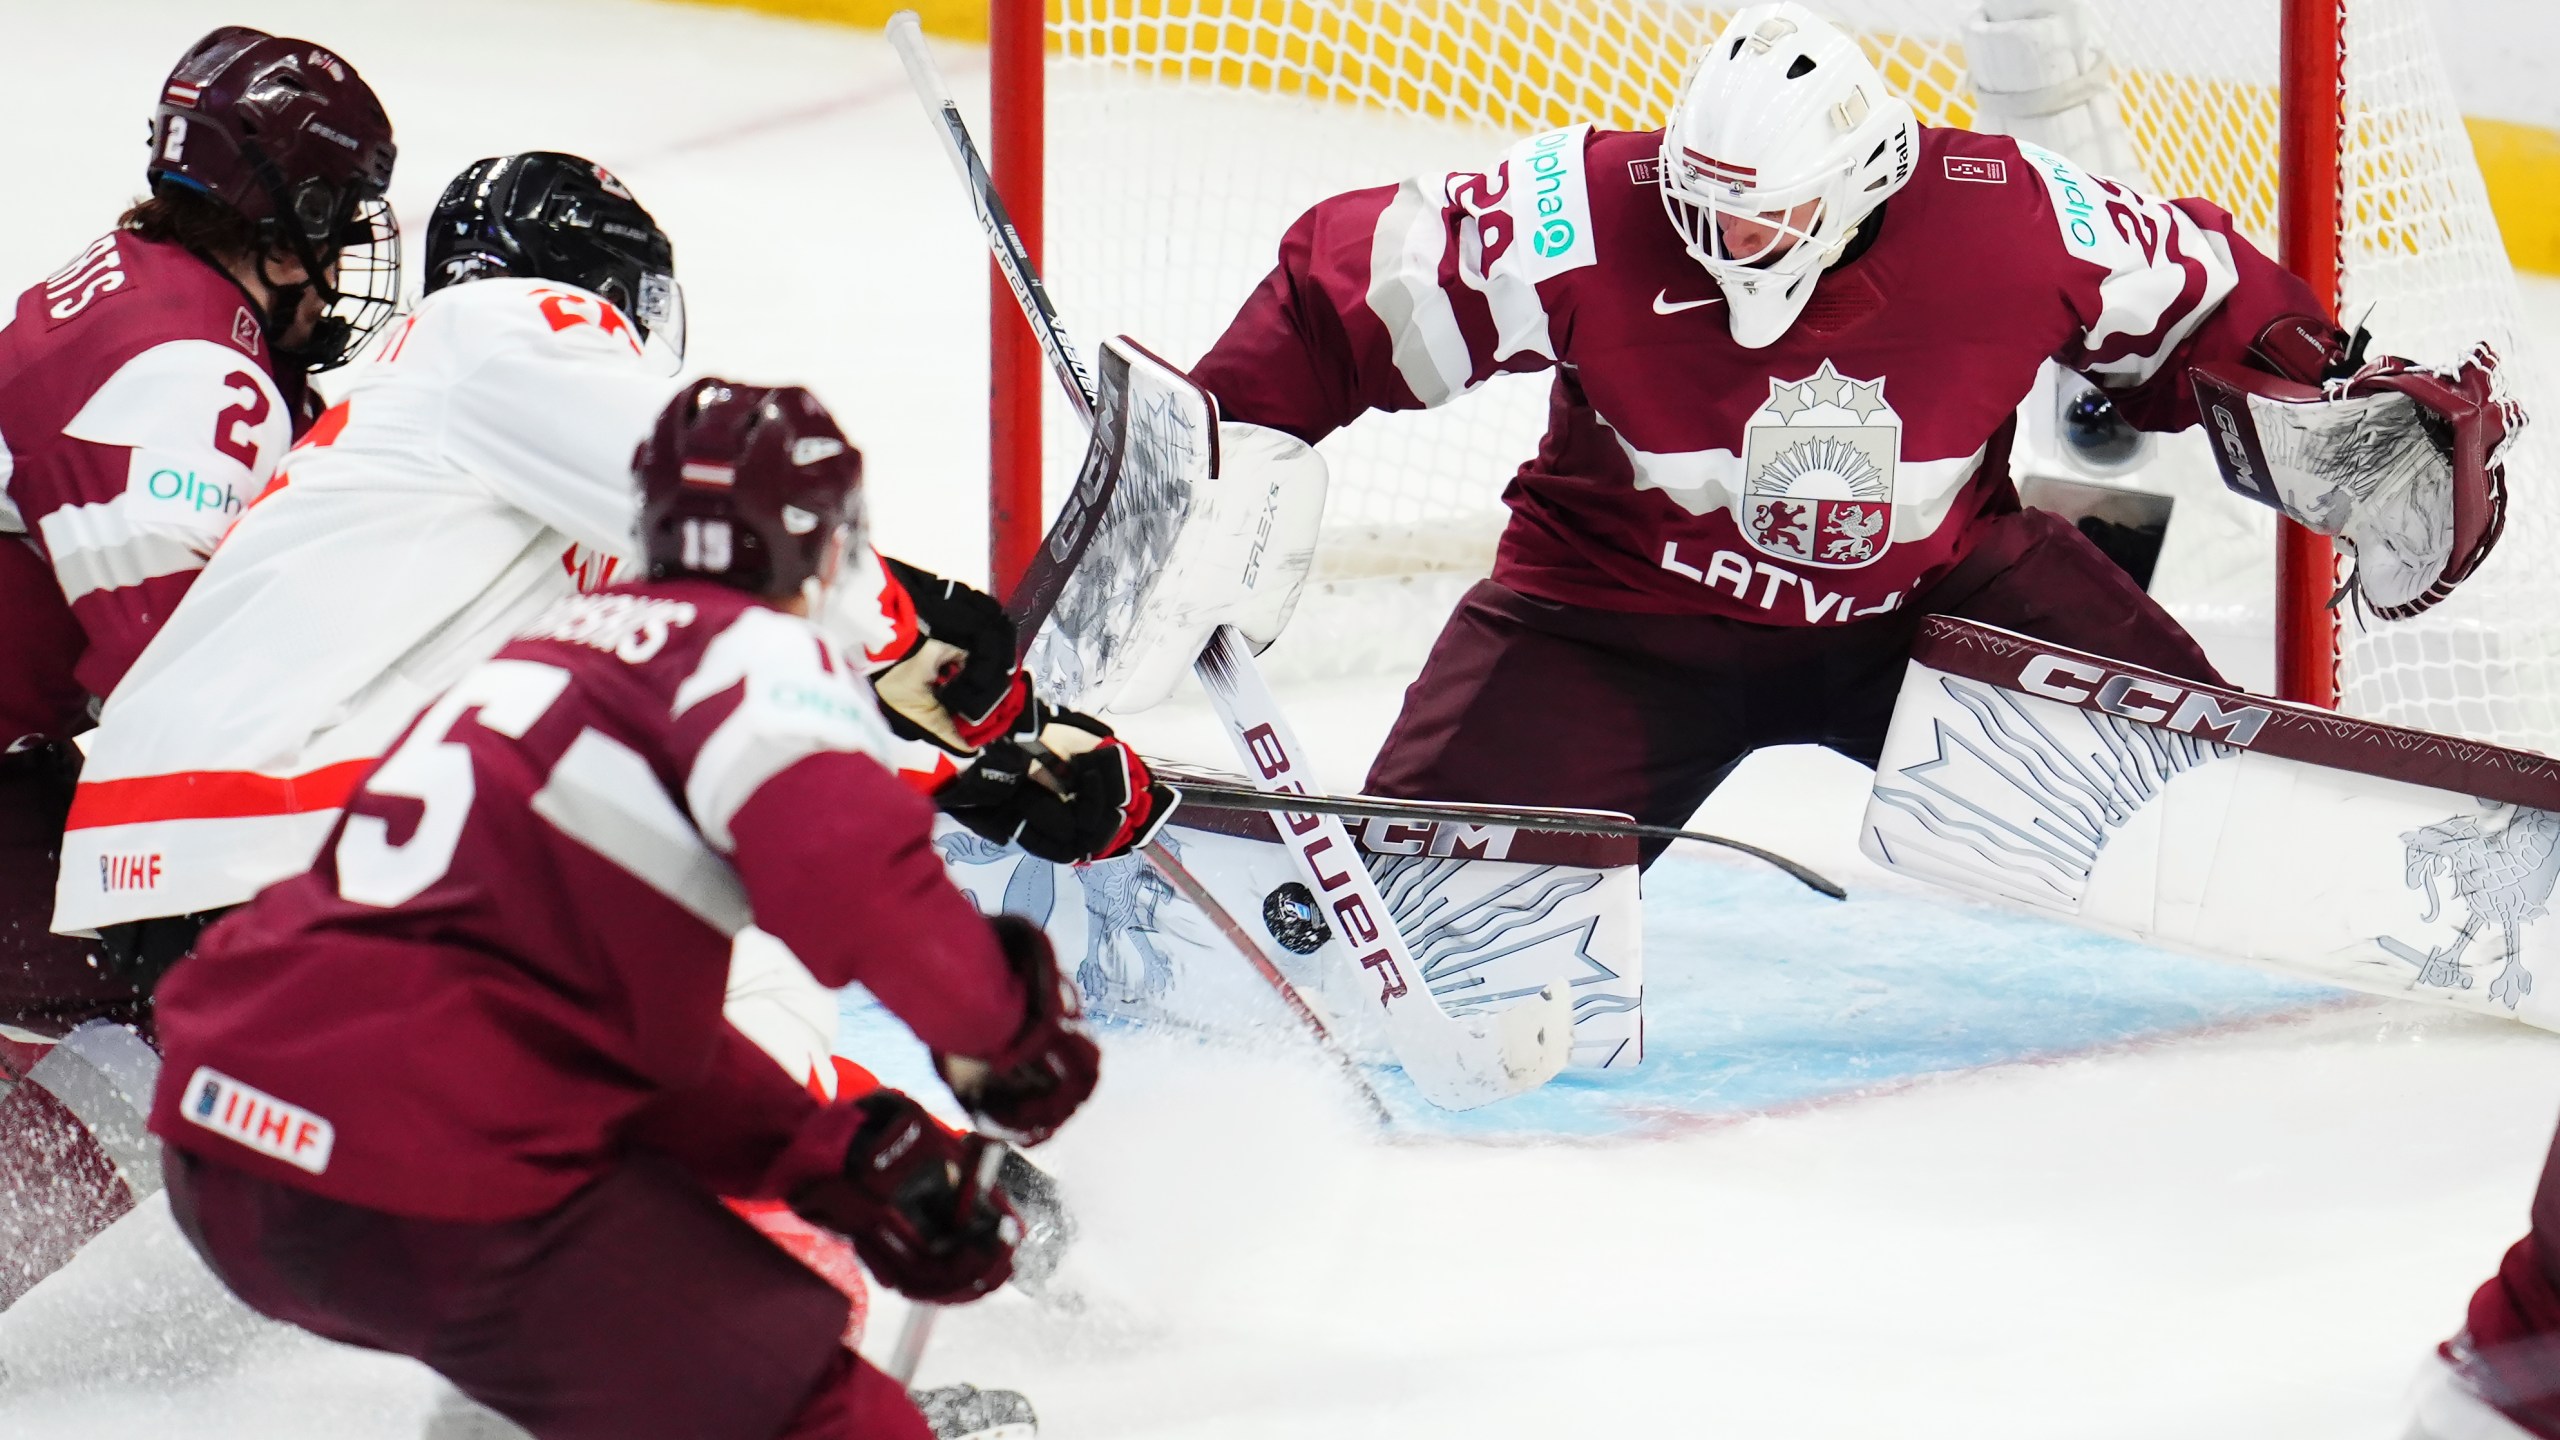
[{"xmin": 1033, "ymin": 0, "xmax": 2558, "ymax": 750}]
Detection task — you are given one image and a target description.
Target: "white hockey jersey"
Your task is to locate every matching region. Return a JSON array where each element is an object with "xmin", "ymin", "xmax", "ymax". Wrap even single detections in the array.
[{"xmin": 54, "ymin": 277, "xmax": 671, "ymax": 933}]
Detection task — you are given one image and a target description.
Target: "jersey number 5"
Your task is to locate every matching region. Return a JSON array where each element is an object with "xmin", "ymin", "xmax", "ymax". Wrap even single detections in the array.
[{"xmin": 336, "ymin": 661, "xmax": 573, "ymax": 908}]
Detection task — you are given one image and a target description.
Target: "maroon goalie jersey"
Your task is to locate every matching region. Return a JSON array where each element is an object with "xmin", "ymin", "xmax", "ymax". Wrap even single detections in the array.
[
  {"xmin": 1192, "ymin": 125, "xmax": 2323, "ymax": 622},
  {"xmin": 0, "ymin": 234, "xmax": 310, "ymax": 749},
  {"xmin": 149, "ymin": 580, "xmax": 1025, "ymax": 1222}
]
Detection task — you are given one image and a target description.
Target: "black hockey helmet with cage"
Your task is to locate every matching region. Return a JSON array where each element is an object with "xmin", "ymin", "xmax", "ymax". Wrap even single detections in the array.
[
  {"xmin": 146, "ymin": 27, "xmax": 400, "ymax": 370},
  {"xmin": 637, "ymin": 380, "xmax": 865, "ymax": 598},
  {"xmin": 424, "ymin": 152, "xmax": 682, "ymax": 356}
]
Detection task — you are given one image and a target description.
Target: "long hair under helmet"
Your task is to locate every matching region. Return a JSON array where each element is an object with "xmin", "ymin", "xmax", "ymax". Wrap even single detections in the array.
[{"xmin": 1658, "ymin": 4, "xmax": 1919, "ymax": 348}]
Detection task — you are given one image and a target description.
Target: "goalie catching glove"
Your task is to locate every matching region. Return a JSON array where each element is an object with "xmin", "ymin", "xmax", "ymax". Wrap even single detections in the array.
[
  {"xmin": 788, "ymin": 1090, "xmax": 1019, "ymax": 1305},
  {"xmin": 869, "ymin": 558, "xmax": 1175, "ymax": 861},
  {"xmin": 2190, "ymin": 315, "xmax": 2526, "ymax": 619},
  {"xmin": 931, "ymin": 914, "xmax": 1100, "ymax": 1146}
]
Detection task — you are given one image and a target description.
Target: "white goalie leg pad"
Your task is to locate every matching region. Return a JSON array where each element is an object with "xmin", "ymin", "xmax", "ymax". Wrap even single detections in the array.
[
  {"xmin": 1961, "ymin": 0, "xmax": 2146, "ymax": 184},
  {"xmin": 933, "ymin": 810, "xmax": 1646, "ymax": 1072},
  {"xmin": 723, "ymin": 926, "xmax": 841, "ymax": 1093},
  {"xmin": 1862, "ymin": 617, "xmax": 2560, "ymax": 1030},
  {"xmin": 1097, "ymin": 421, "xmax": 1327, "ymax": 715}
]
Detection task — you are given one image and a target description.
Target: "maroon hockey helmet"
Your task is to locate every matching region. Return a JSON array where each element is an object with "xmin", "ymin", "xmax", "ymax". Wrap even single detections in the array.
[
  {"xmin": 147, "ymin": 27, "xmax": 400, "ymax": 368},
  {"xmin": 637, "ymin": 380, "xmax": 866, "ymax": 598}
]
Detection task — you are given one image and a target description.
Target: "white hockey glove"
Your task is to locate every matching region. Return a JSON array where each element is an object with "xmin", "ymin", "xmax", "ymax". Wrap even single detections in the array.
[
  {"xmin": 2190, "ymin": 316, "xmax": 2525, "ymax": 619},
  {"xmin": 1098, "ymin": 420, "xmax": 1328, "ymax": 714}
]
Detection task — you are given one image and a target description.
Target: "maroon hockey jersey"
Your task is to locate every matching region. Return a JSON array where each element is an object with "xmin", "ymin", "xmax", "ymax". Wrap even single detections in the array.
[
  {"xmin": 0, "ymin": 234, "xmax": 310, "ymax": 749},
  {"xmin": 1192, "ymin": 126, "xmax": 2322, "ymax": 622},
  {"xmin": 149, "ymin": 580, "xmax": 1025, "ymax": 1222}
]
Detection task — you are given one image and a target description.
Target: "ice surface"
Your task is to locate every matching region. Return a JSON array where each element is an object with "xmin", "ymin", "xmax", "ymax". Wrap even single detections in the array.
[{"xmin": 3, "ymin": 3, "xmax": 2559, "ymax": 1436}]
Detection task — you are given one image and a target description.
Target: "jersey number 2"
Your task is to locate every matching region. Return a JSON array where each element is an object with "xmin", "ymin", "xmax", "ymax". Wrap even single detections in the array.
[{"xmin": 336, "ymin": 660, "xmax": 573, "ymax": 908}]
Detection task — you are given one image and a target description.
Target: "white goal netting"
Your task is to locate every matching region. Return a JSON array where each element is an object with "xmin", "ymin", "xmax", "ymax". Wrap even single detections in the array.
[{"xmin": 1042, "ymin": 0, "xmax": 2558, "ymax": 749}]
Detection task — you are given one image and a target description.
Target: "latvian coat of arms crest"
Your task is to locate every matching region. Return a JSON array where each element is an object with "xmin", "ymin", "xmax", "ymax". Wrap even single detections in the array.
[{"xmin": 1738, "ymin": 359, "xmax": 1901, "ymax": 569}]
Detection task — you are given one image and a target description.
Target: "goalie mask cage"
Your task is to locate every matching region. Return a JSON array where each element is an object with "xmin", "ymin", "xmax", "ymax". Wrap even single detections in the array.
[{"xmin": 987, "ymin": 0, "xmax": 2558, "ymax": 753}]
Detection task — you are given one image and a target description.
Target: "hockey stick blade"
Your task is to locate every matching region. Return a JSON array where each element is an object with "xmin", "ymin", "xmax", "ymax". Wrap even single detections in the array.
[
  {"xmin": 1157, "ymin": 773, "xmax": 1848, "ymax": 901},
  {"xmin": 1141, "ymin": 841, "xmax": 1395, "ymax": 1124},
  {"xmin": 1192, "ymin": 626, "xmax": 1573, "ymax": 1110}
]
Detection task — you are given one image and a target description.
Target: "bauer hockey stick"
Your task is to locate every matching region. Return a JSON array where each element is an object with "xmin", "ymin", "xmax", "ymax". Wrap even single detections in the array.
[
  {"xmin": 1155, "ymin": 772, "xmax": 1849, "ymax": 899},
  {"xmin": 890, "ymin": 18, "xmax": 1573, "ymax": 1110}
]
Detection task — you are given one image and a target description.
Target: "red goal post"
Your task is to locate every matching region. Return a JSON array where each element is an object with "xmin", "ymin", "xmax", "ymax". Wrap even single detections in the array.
[{"xmin": 990, "ymin": 0, "xmax": 2546, "ymax": 740}]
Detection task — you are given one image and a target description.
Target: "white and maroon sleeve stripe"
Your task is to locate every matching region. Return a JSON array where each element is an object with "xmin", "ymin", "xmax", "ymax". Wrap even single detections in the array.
[{"xmin": 671, "ymin": 607, "xmax": 896, "ymax": 853}]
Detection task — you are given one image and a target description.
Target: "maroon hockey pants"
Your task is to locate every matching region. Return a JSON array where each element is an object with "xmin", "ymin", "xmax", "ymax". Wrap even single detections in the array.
[
  {"xmin": 0, "ymin": 754, "xmax": 155, "ymax": 1313},
  {"xmin": 168, "ymin": 1149, "xmax": 931, "ymax": 1440},
  {"xmin": 2456, "ymin": 1117, "xmax": 2560, "ymax": 1435},
  {"xmin": 1369, "ymin": 507, "xmax": 2224, "ymax": 866},
  {"xmin": 0, "ymin": 753, "xmax": 147, "ymax": 1038}
]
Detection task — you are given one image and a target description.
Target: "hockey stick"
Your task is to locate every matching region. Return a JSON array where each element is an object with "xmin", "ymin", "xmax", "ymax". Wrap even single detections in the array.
[
  {"xmin": 890, "ymin": 17, "xmax": 1572, "ymax": 1110},
  {"xmin": 883, "ymin": 1137, "xmax": 1010, "ymax": 1386},
  {"xmin": 888, "ymin": 17, "xmax": 1093, "ymax": 429},
  {"xmin": 887, "ymin": 14, "xmax": 1104, "ymax": 649},
  {"xmin": 1139, "ymin": 842, "xmax": 1395, "ymax": 1123},
  {"xmin": 886, "ymin": 11, "xmax": 1397, "ymax": 1113},
  {"xmin": 1156, "ymin": 771, "xmax": 1848, "ymax": 900}
]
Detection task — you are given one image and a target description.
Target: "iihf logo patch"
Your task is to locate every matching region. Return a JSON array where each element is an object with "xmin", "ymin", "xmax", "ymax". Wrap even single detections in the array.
[
  {"xmin": 181, "ymin": 1066, "xmax": 335, "ymax": 1175},
  {"xmin": 1737, "ymin": 360, "xmax": 1901, "ymax": 569}
]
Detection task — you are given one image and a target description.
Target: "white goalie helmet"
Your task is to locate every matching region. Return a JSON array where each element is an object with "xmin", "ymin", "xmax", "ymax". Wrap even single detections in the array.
[{"xmin": 1659, "ymin": 3, "xmax": 1921, "ymax": 348}]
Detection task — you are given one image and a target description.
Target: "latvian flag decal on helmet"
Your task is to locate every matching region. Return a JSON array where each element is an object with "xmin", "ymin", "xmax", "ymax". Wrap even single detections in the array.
[
  {"xmin": 1682, "ymin": 147, "xmax": 1757, "ymax": 191},
  {"xmin": 680, "ymin": 462, "xmax": 736, "ymax": 488},
  {"xmin": 164, "ymin": 82, "xmax": 202, "ymax": 108}
]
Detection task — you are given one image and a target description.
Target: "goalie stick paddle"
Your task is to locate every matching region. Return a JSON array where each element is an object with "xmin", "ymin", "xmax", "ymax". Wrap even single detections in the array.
[
  {"xmin": 1156, "ymin": 772, "xmax": 1849, "ymax": 901},
  {"xmin": 890, "ymin": 24, "xmax": 1574, "ymax": 1110}
]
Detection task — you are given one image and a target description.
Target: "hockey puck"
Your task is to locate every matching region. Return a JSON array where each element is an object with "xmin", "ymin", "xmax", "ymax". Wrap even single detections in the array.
[{"xmin": 1261, "ymin": 883, "xmax": 1331, "ymax": 954}]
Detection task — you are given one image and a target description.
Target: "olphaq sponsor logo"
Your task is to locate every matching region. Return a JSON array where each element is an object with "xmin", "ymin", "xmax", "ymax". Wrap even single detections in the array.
[
  {"xmin": 2022, "ymin": 141, "xmax": 2103, "ymax": 252},
  {"xmin": 145, "ymin": 467, "xmax": 243, "ymax": 516},
  {"xmin": 1526, "ymin": 127, "xmax": 1580, "ymax": 258},
  {"xmin": 181, "ymin": 1066, "xmax": 335, "ymax": 1175}
]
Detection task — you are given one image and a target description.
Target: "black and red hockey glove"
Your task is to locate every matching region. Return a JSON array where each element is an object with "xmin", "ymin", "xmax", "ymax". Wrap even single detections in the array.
[
  {"xmin": 788, "ymin": 1090, "xmax": 1019, "ymax": 1305},
  {"xmin": 872, "ymin": 556, "xmax": 1031, "ymax": 753},
  {"xmin": 935, "ymin": 709, "xmax": 1177, "ymax": 864},
  {"xmin": 932, "ymin": 915, "xmax": 1100, "ymax": 1146}
]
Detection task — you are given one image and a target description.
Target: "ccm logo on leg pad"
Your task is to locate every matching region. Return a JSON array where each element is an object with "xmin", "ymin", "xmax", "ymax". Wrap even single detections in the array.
[{"xmin": 2018, "ymin": 655, "xmax": 2273, "ymax": 745}]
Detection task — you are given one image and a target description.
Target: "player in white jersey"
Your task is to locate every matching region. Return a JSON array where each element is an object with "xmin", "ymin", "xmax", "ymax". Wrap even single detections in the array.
[
  {"xmin": 56, "ymin": 154, "xmax": 676, "ymax": 960},
  {"xmin": 63, "ymin": 152, "xmax": 1163, "ymax": 966},
  {"xmin": 36, "ymin": 154, "xmax": 1164, "ymax": 1384}
]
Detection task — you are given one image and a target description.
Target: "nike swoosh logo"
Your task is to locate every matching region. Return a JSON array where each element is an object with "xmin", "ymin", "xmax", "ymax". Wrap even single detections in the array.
[{"xmin": 1652, "ymin": 289, "xmax": 1723, "ymax": 315}]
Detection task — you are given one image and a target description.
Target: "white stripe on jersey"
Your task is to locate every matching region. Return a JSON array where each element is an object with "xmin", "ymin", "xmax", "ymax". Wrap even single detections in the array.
[
  {"xmin": 37, "ymin": 490, "xmax": 208, "ymax": 600},
  {"xmin": 1367, "ymin": 177, "xmax": 1478, "ymax": 408},
  {"xmin": 530, "ymin": 726, "xmax": 752, "ymax": 935},
  {"xmin": 673, "ymin": 607, "xmax": 894, "ymax": 852},
  {"xmin": 0, "ymin": 415, "xmax": 18, "ymax": 533}
]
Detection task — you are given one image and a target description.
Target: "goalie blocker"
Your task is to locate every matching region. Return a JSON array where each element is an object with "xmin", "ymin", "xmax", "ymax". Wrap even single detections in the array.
[{"xmin": 1863, "ymin": 616, "xmax": 2560, "ymax": 1030}]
